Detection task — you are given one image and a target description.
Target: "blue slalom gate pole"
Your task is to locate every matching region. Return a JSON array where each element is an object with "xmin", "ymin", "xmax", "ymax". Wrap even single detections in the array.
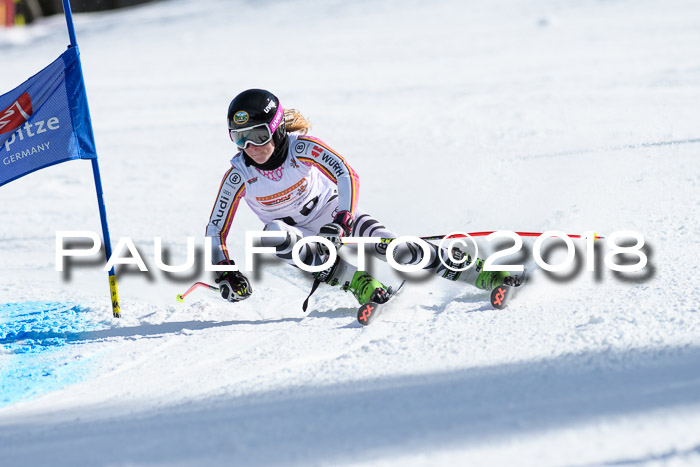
[
  {"xmin": 62, "ymin": 0, "xmax": 78, "ymax": 47},
  {"xmin": 62, "ymin": 0, "xmax": 121, "ymax": 318}
]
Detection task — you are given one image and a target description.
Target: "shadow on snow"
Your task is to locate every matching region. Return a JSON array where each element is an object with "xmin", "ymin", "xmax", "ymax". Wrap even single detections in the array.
[{"xmin": 1, "ymin": 345, "xmax": 699, "ymax": 465}]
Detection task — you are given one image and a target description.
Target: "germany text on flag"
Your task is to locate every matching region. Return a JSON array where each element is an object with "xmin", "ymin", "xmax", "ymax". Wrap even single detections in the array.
[{"xmin": 0, "ymin": 46, "xmax": 96, "ymax": 187}]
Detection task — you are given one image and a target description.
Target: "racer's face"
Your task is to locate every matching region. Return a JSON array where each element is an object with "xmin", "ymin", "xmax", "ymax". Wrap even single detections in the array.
[{"xmin": 244, "ymin": 140, "xmax": 275, "ymax": 165}]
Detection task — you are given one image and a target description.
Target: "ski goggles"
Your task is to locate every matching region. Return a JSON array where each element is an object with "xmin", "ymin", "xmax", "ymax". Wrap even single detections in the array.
[
  {"xmin": 229, "ymin": 123, "xmax": 273, "ymax": 149},
  {"xmin": 229, "ymin": 102, "xmax": 284, "ymax": 149}
]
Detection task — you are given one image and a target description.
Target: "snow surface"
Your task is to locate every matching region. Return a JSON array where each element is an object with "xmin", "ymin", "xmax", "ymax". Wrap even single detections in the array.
[{"xmin": 1, "ymin": 0, "xmax": 700, "ymax": 465}]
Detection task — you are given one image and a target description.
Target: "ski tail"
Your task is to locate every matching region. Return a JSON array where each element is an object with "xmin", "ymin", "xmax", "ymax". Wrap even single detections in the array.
[
  {"xmin": 357, "ymin": 281, "xmax": 406, "ymax": 326},
  {"xmin": 490, "ymin": 285, "xmax": 511, "ymax": 309},
  {"xmin": 357, "ymin": 302, "xmax": 379, "ymax": 325}
]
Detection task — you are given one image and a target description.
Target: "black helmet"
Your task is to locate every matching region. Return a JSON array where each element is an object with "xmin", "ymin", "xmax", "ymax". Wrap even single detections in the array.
[{"xmin": 227, "ymin": 89, "xmax": 286, "ymax": 149}]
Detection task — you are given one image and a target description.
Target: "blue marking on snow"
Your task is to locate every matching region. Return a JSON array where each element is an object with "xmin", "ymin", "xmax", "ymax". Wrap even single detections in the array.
[{"xmin": 0, "ymin": 302, "xmax": 104, "ymax": 408}]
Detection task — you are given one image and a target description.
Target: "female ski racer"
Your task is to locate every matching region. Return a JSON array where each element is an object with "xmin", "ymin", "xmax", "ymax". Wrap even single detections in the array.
[{"xmin": 206, "ymin": 89, "xmax": 514, "ymax": 307}]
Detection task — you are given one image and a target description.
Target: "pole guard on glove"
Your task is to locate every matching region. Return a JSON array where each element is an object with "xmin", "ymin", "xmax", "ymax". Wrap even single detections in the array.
[
  {"xmin": 318, "ymin": 210, "xmax": 354, "ymax": 249},
  {"xmin": 215, "ymin": 259, "xmax": 252, "ymax": 302}
]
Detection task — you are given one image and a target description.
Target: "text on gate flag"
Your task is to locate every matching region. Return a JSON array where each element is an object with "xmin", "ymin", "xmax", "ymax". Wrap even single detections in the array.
[{"xmin": 0, "ymin": 46, "xmax": 97, "ymax": 187}]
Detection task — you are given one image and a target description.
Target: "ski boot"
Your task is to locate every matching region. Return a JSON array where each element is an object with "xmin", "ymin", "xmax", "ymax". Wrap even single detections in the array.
[
  {"xmin": 304, "ymin": 257, "xmax": 391, "ymax": 311},
  {"xmin": 441, "ymin": 249, "xmax": 518, "ymax": 291},
  {"xmin": 353, "ymin": 272, "xmax": 406, "ymax": 325},
  {"xmin": 475, "ymin": 270, "xmax": 515, "ymax": 290},
  {"xmin": 343, "ymin": 271, "xmax": 391, "ymax": 305}
]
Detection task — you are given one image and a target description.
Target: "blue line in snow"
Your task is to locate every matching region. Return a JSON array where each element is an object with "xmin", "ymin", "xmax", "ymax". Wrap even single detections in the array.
[{"xmin": 0, "ymin": 302, "xmax": 104, "ymax": 408}]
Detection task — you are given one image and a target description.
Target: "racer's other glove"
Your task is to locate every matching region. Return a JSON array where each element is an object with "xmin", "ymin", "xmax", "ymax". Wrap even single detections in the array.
[
  {"xmin": 318, "ymin": 210, "xmax": 354, "ymax": 250},
  {"xmin": 215, "ymin": 260, "xmax": 252, "ymax": 302}
]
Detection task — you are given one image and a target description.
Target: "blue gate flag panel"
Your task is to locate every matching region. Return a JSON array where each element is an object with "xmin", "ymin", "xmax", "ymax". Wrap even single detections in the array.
[{"xmin": 0, "ymin": 46, "xmax": 97, "ymax": 187}]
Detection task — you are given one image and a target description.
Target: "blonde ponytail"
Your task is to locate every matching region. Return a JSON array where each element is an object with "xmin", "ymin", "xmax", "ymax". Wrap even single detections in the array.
[{"xmin": 284, "ymin": 109, "xmax": 312, "ymax": 135}]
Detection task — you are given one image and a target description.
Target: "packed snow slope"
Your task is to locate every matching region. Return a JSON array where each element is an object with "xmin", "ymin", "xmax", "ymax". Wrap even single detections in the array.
[{"xmin": 1, "ymin": 0, "xmax": 699, "ymax": 465}]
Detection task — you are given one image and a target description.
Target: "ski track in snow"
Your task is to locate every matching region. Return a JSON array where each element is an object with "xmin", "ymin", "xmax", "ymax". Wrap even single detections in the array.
[{"xmin": 1, "ymin": 0, "xmax": 700, "ymax": 465}]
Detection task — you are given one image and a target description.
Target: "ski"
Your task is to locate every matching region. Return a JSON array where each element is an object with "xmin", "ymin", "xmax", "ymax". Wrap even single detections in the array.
[
  {"xmin": 489, "ymin": 268, "xmax": 530, "ymax": 309},
  {"xmin": 357, "ymin": 281, "xmax": 406, "ymax": 326},
  {"xmin": 489, "ymin": 285, "xmax": 512, "ymax": 309}
]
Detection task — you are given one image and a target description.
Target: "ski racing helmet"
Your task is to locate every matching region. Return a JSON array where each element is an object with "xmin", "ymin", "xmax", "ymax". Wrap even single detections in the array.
[{"xmin": 227, "ymin": 89, "xmax": 286, "ymax": 150}]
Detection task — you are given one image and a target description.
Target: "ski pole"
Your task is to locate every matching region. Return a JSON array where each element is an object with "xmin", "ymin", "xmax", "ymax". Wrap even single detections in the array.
[{"xmin": 176, "ymin": 282, "xmax": 219, "ymax": 303}]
